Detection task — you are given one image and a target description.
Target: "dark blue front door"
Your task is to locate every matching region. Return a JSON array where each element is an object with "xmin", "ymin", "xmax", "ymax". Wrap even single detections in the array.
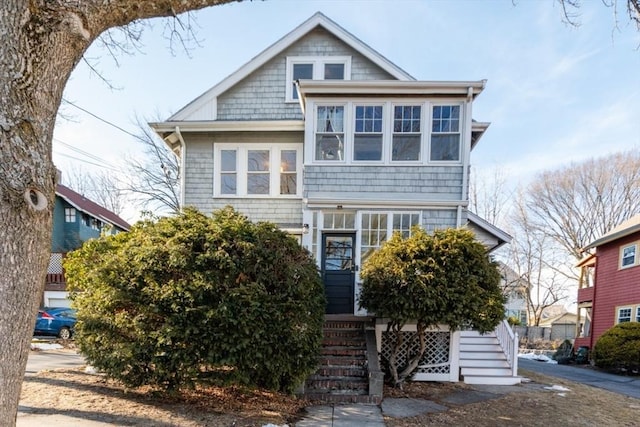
[{"xmin": 322, "ymin": 233, "xmax": 355, "ymax": 314}]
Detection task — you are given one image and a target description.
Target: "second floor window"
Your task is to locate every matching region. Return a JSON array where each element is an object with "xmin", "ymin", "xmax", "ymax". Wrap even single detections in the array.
[
  {"xmin": 621, "ymin": 244, "xmax": 637, "ymax": 268},
  {"xmin": 393, "ymin": 106, "xmax": 421, "ymax": 161},
  {"xmin": 215, "ymin": 144, "xmax": 301, "ymax": 197},
  {"xmin": 431, "ymin": 105, "xmax": 461, "ymax": 161},
  {"xmin": 354, "ymin": 105, "xmax": 383, "ymax": 161},
  {"xmin": 316, "ymin": 106, "xmax": 344, "ymax": 161}
]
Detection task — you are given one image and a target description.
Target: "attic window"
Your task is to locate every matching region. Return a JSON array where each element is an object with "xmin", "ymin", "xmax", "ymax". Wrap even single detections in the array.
[{"xmin": 286, "ymin": 56, "xmax": 351, "ymax": 102}]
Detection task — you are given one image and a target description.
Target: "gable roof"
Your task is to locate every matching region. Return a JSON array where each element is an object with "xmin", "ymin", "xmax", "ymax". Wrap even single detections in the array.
[
  {"xmin": 467, "ymin": 211, "xmax": 512, "ymax": 252},
  {"xmin": 56, "ymin": 184, "xmax": 131, "ymax": 231},
  {"xmin": 584, "ymin": 214, "xmax": 640, "ymax": 250},
  {"xmin": 169, "ymin": 12, "xmax": 415, "ymax": 121}
]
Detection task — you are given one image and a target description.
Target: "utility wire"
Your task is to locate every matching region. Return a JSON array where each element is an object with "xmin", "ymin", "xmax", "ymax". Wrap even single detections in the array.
[
  {"xmin": 53, "ymin": 138, "xmax": 119, "ymax": 168},
  {"xmin": 62, "ymin": 98, "xmax": 144, "ymax": 142},
  {"xmin": 55, "ymin": 152, "xmax": 121, "ymax": 172}
]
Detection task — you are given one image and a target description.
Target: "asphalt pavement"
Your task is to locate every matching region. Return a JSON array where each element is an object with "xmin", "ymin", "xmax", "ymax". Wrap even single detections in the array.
[{"xmin": 519, "ymin": 357, "xmax": 640, "ymax": 399}]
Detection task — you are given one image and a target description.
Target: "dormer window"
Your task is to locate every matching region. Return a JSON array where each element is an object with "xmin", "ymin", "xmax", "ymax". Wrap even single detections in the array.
[{"xmin": 286, "ymin": 56, "xmax": 351, "ymax": 102}]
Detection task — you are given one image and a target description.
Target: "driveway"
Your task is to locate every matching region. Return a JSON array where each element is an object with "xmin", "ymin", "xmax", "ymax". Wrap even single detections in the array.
[
  {"xmin": 519, "ymin": 357, "xmax": 640, "ymax": 399},
  {"xmin": 25, "ymin": 348, "xmax": 85, "ymax": 376}
]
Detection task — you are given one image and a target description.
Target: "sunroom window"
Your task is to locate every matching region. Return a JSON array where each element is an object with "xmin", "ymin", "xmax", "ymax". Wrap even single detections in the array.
[
  {"xmin": 315, "ymin": 106, "xmax": 345, "ymax": 161},
  {"xmin": 431, "ymin": 105, "xmax": 461, "ymax": 161},
  {"xmin": 280, "ymin": 150, "xmax": 297, "ymax": 195},
  {"xmin": 220, "ymin": 150, "xmax": 237, "ymax": 195},
  {"xmin": 353, "ymin": 105, "xmax": 383, "ymax": 161},
  {"xmin": 392, "ymin": 106, "xmax": 421, "ymax": 161},
  {"xmin": 247, "ymin": 150, "xmax": 270, "ymax": 195}
]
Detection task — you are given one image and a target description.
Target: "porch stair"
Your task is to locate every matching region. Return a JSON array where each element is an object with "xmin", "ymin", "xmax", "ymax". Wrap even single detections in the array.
[
  {"xmin": 303, "ymin": 316, "xmax": 383, "ymax": 404},
  {"xmin": 459, "ymin": 330, "xmax": 521, "ymax": 385}
]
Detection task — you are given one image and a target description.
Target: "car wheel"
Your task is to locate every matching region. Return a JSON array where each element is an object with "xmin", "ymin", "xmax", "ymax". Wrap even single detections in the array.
[{"xmin": 58, "ymin": 327, "xmax": 72, "ymax": 340}]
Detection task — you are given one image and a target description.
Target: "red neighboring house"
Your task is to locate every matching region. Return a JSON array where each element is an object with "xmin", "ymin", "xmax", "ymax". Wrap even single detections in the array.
[{"xmin": 575, "ymin": 215, "xmax": 640, "ymax": 351}]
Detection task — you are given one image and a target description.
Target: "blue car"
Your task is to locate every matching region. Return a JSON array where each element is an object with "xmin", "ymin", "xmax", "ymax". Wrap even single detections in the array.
[{"xmin": 34, "ymin": 308, "xmax": 77, "ymax": 339}]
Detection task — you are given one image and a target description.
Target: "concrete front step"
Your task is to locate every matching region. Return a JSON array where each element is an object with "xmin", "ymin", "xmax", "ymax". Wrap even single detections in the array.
[
  {"xmin": 320, "ymin": 347, "xmax": 367, "ymax": 357},
  {"xmin": 462, "ymin": 375, "xmax": 522, "ymax": 386},
  {"xmin": 304, "ymin": 392, "xmax": 381, "ymax": 404}
]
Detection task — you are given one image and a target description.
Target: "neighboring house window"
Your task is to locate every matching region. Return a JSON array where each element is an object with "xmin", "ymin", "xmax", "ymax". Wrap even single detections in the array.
[
  {"xmin": 621, "ymin": 243, "xmax": 637, "ymax": 268},
  {"xmin": 636, "ymin": 307, "xmax": 640, "ymax": 323},
  {"xmin": 220, "ymin": 150, "xmax": 237, "ymax": 195},
  {"xmin": 353, "ymin": 105, "xmax": 383, "ymax": 161},
  {"xmin": 215, "ymin": 144, "xmax": 301, "ymax": 197},
  {"xmin": 618, "ymin": 307, "xmax": 632, "ymax": 323},
  {"xmin": 82, "ymin": 213, "xmax": 91, "ymax": 227},
  {"xmin": 315, "ymin": 106, "xmax": 345, "ymax": 161},
  {"xmin": 286, "ymin": 56, "xmax": 351, "ymax": 102},
  {"xmin": 64, "ymin": 208, "xmax": 76, "ymax": 223},
  {"xmin": 392, "ymin": 105, "xmax": 422, "ymax": 161},
  {"xmin": 431, "ymin": 105, "xmax": 461, "ymax": 161}
]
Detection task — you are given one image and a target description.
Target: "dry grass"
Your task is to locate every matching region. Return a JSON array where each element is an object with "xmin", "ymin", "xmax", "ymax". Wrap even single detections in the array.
[{"xmin": 19, "ymin": 364, "xmax": 640, "ymax": 426}]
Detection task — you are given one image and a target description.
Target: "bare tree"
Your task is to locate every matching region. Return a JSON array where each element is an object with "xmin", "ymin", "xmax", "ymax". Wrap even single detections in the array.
[
  {"xmin": 0, "ymin": 1, "xmax": 237, "ymax": 424},
  {"xmin": 508, "ymin": 192, "xmax": 572, "ymax": 327},
  {"xmin": 62, "ymin": 167, "xmax": 127, "ymax": 216},
  {"xmin": 469, "ymin": 166, "xmax": 514, "ymax": 227},
  {"xmin": 524, "ymin": 150, "xmax": 640, "ymax": 261},
  {"xmin": 557, "ymin": 0, "xmax": 640, "ymax": 30},
  {"xmin": 123, "ymin": 118, "xmax": 180, "ymax": 215}
]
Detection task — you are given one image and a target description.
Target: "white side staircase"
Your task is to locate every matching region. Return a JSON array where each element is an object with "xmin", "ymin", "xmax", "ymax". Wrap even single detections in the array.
[{"xmin": 459, "ymin": 321, "xmax": 521, "ymax": 386}]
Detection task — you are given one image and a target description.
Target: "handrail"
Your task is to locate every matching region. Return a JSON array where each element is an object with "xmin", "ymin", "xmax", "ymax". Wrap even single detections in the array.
[{"xmin": 494, "ymin": 319, "xmax": 519, "ymax": 377}]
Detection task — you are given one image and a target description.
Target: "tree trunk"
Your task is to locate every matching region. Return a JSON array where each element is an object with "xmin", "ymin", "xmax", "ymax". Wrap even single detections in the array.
[{"xmin": 0, "ymin": 1, "xmax": 236, "ymax": 424}]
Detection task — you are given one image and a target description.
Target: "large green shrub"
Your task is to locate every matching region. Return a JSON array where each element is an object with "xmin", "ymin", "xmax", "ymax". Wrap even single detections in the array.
[
  {"xmin": 359, "ymin": 227, "xmax": 505, "ymax": 386},
  {"xmin": 65, "ymin": 207, "xmax": 325, "ymax": 392},
  {"xmin": 593, "ymin": 322, "xmax": 640, "ymax": 374}
]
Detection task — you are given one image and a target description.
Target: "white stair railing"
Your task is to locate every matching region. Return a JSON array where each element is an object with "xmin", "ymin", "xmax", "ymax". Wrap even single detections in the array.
[{"xmin": 494, "ymin": 319, "xmax": 519, "ymax": 377}]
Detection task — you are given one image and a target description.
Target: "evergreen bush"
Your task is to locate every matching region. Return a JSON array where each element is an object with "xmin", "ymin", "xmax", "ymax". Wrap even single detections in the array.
[
  {"xmin": 593, "ymin": 322, "xmax": 640, "ymax": 374},
  {"xmin": 65, "ymin": 207, "xmax": 325, "ymax": 392}
]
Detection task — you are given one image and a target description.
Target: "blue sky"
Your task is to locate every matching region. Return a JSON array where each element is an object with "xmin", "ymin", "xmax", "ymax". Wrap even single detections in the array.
[{"xmin": 53, "ymin": 0, "xmax": 640, "ymax": 221}]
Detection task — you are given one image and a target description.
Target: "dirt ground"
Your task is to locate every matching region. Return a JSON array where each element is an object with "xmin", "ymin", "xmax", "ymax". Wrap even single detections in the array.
[{"xmin": 19, "ymin": 360, "xmax": 640, "ymax": 426}]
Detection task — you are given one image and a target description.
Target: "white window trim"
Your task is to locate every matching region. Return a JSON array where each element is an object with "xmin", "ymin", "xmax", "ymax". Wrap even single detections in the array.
[
  {"xmin": 620, "ymin": 242, "xmax": 638, "ymax": 269},
  {"xmin": 285, "ymin": 56, "xmax": 352, "ymax": 103},
  {"xmin": 353, "ymin": 103, "xmax": 385, "ymax": 163},
  {"xmin": 617, "ymin": 306, "xmax": 633, "ymax": 323},
  {"xmin": 428, "ymin": 102, "xmax": 465, "ymax": 163},
  {"xmin": 64, "ymin": 207, "xmax": 76, "ymax": 223},
  {"xmin": 305, "ymin": 99, "xmax": 466, "ymax": 167},
  {"xmin": 214, "ymin": 143, "xmax": 302, "ymax": 198}
]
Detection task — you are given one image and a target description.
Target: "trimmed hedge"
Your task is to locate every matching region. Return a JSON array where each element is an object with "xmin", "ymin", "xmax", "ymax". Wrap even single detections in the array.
[
  {"xmin": 593, "ymin": 322, "xmax": 640, "ymax": 374},
  {"xmin": 65, "ymin": 207, "xmax": 325, "ymax": 392}
]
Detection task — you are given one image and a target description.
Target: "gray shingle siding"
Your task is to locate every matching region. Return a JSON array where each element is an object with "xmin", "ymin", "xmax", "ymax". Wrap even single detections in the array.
[
  {"xmin": 303, "ymin": 165, "xmax": 464, "ymax": 201},
  {"xmin": 181, "ymin": 132, "xmax": 304, "ymax": 226},
  {"xmin": 422, "ymin": 209, "xmax": 459, "ymax": 232},
  {"xmin": 217, "ymin": 27, "xmax": 396, "ymax": 121}
]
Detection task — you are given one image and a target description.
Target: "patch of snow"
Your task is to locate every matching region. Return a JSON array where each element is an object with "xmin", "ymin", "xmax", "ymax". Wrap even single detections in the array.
[
  {"xmin": 85, "ymin": 365, "xmax": 99, "ymax": 375},
  {"xmin": 31, "ymin": 342, "xmax": 63, "ymax": 351},
  {"xmin": 544, "ymin": 385, "xmax": 571, "ymax": 392},
  {"xmin": 518, "ymin": 353, "xmax": 558, "ymax": 364}
]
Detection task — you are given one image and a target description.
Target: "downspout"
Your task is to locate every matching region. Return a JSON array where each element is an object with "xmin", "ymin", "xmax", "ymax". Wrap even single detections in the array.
[
  {"xmin": 459, "ymin": 86, "xmax": 474, "ymax": 227},
  {"xmin": 175, "ymin": 126, "xmax": 187, "ymax": 211}
]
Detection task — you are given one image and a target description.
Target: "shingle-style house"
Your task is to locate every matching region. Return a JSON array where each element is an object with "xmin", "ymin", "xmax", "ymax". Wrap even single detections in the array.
[
  {"xmin": 575, "ymin": 215, "xmax": 640, "ymax": 352},
  {"xmin": 152, "ymin": 12, "xmax": 519, "ymax": 398},
  {"xmin": 45, "ymin": 184, "xmax": 130, "ymax": 307},
  {"xmin": 497, "ymin": 261, "xmax": 529, "ymax": 326}
]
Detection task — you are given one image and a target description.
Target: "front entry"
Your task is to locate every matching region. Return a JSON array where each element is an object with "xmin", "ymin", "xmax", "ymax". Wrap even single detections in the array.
[{"xmin": 322, "ymin": 233, "xmax": 356, "ymax": 314}]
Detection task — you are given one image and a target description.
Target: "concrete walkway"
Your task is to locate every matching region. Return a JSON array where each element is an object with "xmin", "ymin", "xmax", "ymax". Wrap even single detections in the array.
[{"xmin": 297, "ymin": 404, "xmax": 385, "ymax": 427}]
